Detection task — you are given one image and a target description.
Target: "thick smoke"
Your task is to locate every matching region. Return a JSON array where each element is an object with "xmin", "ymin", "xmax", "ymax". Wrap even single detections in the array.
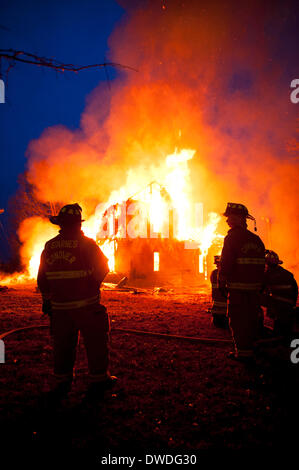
[{"xmin": 25, "ymin": 0, "xmax": 299, "ymax": 274}]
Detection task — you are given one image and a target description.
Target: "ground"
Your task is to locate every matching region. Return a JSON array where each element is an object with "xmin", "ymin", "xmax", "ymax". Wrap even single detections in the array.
[{"xmin": 0, "ymin": 282, "xmax": 298, "ymax": 464}]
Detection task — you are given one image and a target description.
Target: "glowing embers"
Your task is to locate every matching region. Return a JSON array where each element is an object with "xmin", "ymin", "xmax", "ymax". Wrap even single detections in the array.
[{"xmin": 154, "ymin": 251, "xmax": 160, "ymax": 272}]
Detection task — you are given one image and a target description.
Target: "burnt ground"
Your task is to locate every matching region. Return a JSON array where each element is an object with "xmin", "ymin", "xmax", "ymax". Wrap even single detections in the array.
[{"xmin": 0, "ymin": 283, "xmax": 298, "ymax": 465}]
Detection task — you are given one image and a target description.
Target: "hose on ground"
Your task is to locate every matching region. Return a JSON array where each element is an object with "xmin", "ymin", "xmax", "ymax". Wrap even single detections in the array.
[
  {"xmin": 0, "ymin": 324, "xmax": 281, "ymax": 347},
  {"xmin": 0, "ymin": 324, "xmax": 232, "ymax": 346}
]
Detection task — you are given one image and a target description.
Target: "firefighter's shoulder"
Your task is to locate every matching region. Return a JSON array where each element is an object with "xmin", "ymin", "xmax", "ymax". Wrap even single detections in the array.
[
  {"xmin": 80, "ymin": 234, "xmax": 103, "ymax": 252},
  {"xmin": 223, "ymin": 228, "xmax": 234, "ymax": 241},
  {"xmin": 245, "ymin": 228, "xmax": 265, "ymax": 248},
  {"xmin": 81, "ymin": 236, "xmax": 108, "ymax": 264},
  {"xmin": 44, "ymin": 234, "xmax": 60, "ymax": 250},
  {"xmin": 279, "ymin": 265, "xmax": 296, "ymax": 280},
  {"xmin": 81, "ymin": 234, "xmax": 98, "ymax": 247},
  {"xmin": 223, "ymin": 227, "xmax": 239, "ymax": 243}
]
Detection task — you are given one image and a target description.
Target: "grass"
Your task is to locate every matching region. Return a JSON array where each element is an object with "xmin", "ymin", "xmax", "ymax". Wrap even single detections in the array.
[{"xmin": 0, "ymin": 283, "xmax": 298, "ymax": 463}]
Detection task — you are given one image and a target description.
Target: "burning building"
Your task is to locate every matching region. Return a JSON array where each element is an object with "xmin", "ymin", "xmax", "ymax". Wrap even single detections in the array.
[
  {"xmin": 97, "ymin": 182, "xmax": 208, "ymax": 284},
  {"xmin": 92, "ymin": 149, "xmax": 224, "ymax": 285},
  {"xmin": 9, "ymin": 148, "xmax": 224, "ymax": 285}
]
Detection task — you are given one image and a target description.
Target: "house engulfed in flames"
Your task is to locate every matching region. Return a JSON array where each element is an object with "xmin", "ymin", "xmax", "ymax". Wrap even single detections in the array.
[
  {"xmin": 3, "ymin": 148, "xmax": 223, "ymax": 285},
  {"xmin": 96, "ymin": 179, "xmax": 223, "ymax": 285}
]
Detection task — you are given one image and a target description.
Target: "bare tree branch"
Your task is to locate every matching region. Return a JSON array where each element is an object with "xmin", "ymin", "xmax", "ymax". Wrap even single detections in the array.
[{"xmin": 0, "ymin": 49, "xmax": 138, "ymax": 74}]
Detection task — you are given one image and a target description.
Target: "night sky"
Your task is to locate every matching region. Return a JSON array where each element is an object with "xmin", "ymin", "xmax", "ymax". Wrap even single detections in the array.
[
  {"xmin": 0, "ymin": 0, "xmax": 298, "ymax": 262},
  {"xmin": 0, "ymin": 0, "xmax": 124, "ymax": 256}
]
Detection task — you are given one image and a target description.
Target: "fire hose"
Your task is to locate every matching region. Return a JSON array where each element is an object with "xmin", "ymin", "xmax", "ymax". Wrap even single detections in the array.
[
  {"xmin": 0, "ymin": 324, "xmax": 232, "ymax": 346},
  {"xmin": 0, "ymin": 323, "xmax": 280, "ymax": 347}
]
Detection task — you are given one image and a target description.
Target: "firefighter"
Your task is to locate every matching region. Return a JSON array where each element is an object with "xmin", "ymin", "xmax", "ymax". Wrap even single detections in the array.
[
  {"xmin": 210, "ymin": 255, "xmax": 228, "ymax": 328},
  {"xmin": 219, "ymin": 202, "xmax": 265, "ymax": 362},
  {"xmin": 37, "ymin": 203, "xmax": 116, "ymax": 401},
  {"xmin": 262, "ymin": 250, "xmax": 298, "ymax": 340}
]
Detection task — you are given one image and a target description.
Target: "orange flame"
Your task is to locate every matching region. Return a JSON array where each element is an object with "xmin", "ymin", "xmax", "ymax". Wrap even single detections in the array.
[{"xmin": 13, "ymin": 149, "xmax": 223, "ymax": 280}]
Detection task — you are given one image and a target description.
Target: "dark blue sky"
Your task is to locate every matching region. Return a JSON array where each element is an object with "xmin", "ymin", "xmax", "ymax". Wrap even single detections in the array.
[{"xmin": 0, "ymin": 0, "xmax": 124, "ymax": 210}]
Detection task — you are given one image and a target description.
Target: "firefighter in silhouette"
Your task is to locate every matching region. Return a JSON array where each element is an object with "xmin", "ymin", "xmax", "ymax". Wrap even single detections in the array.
[
  {"xmin": 210, "ymin": 255, "xmax": 228, "ymax": 328},
  {"xmin": 262, "ymin": 250, "xmax": 298, "ymax": 340},
  {"xmin": 38, "ymin": 203, "xmax": 116, "ymax": 401},
  {"xmin": 219, "ymin": 203, "xmax": 265, "ymax": 362}
]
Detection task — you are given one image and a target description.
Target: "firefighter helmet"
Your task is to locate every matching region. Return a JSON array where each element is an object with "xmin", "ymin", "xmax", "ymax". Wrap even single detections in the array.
[
  {"xmin": 265, "ymin": 250, "xmax": 283, "ymax": 265},
  {"xmin": 50, "ymin": 203, "xmax": 84, "ymax": 226},
  {"xmin": 214, "ymin": 255, "xmax": 221, "ymax": 264},
  {"xmin": 222, "ymin": 202, "xmax": 257, "ymax": 230},
  {"xmin": 222, "ymin": 202, "xmax": 254, "ymax": 219}
]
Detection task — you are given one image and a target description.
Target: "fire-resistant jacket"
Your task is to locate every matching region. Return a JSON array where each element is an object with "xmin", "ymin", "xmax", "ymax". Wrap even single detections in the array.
[
  {"xmin": 210, "ymin": 268, "xmax": 227, "ymax": 311},
  {"xmin": 263, "ymin": 265, "xmax": 298, "ymax": 306},
  {"xmin": 37, "ymin": 229, "xmax": 109, "ymax": 312},
  {"xmin": 219, "ymin": 225, "xmax": 265, "ymax": 291}
]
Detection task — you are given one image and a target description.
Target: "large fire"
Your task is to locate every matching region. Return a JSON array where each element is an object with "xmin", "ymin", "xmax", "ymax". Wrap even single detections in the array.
[
  {"xmin": 13, "ymin": 148, "xmax": 223, "ymax": 281},
  {"xmin": 1, "ymin": 2, "xmax": 298, "ymax": 284}
]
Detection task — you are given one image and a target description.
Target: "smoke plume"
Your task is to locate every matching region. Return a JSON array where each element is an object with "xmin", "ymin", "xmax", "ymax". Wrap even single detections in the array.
[{"xmin": 25, "ymin": 0, "xmax": 299, "ymax": 274}]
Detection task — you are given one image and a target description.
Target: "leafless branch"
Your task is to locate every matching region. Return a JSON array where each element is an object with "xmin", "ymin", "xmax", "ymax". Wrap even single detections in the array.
[{"xmin": 0, "ymin": 49, "xmax": 138, "ymax": 74}]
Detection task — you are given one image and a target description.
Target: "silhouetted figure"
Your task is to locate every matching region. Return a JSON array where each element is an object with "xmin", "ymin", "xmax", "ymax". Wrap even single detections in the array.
[
  {"xmin": 219, "ymin": 203, "xmax": 265, "ymax": 363},
  {"xmin": 262, "ymin": 250, "xmax": 298, "ymax": 340},
  {"xmin": 37, "ymin": 203, "xmax": 116, "ymax": 403},
  {"xmin": 210, "ymin": 255, "xmax": 229, "ymax": 328}
]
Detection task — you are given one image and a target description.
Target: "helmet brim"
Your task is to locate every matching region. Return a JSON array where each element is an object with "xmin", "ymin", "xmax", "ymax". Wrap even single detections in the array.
[
  {"xmin": 222, "ymin": 211, "xmax": 253, "ymax": 219},
  {"xmin": 49, "ymin": 215, "xmax": 85, "ymax": 225}
]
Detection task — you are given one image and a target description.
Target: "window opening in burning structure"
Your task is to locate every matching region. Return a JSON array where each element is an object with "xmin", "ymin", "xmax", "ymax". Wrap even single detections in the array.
[{"xmin": 153, "ymin": 251, "xmax": 160, "ymax": 272}]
